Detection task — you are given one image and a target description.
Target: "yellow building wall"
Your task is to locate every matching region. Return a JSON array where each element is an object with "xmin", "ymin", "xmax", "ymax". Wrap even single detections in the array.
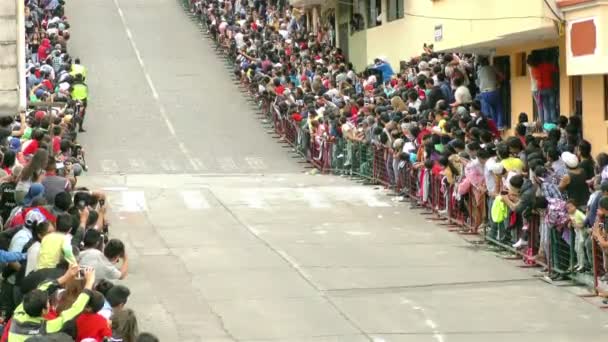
[
  {"xmin": 411, "ymin": 0, "xmax": 554, "ymax": 52},
  {"xmin": 344, "ymin": 0, "xmax": 557, "ymax": 72},
  {"xmin": 581, "ymin": 75, "xmax": 607, "ymax": 153},
  {"xmin": 349, "ymin": 31, "xmax": 368, "ymax": 71}
]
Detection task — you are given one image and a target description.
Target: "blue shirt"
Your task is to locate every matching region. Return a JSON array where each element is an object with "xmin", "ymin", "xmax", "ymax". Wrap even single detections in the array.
[
  {"xmin": 371, "ymin": 62, "xmax": 394, "ymax": 83},
  {"xmin": 0, "ymin": 250, "xmax": 25, "ymax": 263}
]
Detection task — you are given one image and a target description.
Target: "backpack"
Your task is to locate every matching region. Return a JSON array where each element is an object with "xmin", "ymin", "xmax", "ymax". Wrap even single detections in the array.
[{"xmin": 545, "ymin": 197, "xmax": 569, "ymax": 228}]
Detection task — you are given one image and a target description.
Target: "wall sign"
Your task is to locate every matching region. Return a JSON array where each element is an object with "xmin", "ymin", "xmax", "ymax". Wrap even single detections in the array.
[{"xmin": 434, "ymin": 24, "xmax": 443, "ymax": 42}]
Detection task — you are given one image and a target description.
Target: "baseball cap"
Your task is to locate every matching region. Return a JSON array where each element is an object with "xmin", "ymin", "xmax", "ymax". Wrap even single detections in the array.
[
  {"xmin": 8, "ymin": 137, "xmax": 21, "ymax": 152},
  {"xmin": 25, "ymin": 208, "xmax": 47, "ymax": 228},
  {"xmin": 35, "ymin": 110, "xmax": 46, "ymax": 121}
]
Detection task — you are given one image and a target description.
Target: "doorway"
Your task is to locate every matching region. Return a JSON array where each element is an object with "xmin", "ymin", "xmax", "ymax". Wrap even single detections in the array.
[
  {"xmin": 530, "ymin": 47, "xmax": 560, "ymax": 122},
  {"xmin": 571, "ymin": 75, "xmax": 582, "ymax": 117},
  {"xmin": 493, "ymin": 55, "xmax": 512, "ymax": 128}
]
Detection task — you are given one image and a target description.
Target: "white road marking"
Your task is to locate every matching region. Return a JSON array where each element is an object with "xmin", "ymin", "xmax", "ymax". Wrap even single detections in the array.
[
  {"xmin": 112, "ymin": 0, "xmax": 199, "ymax": 169},
  {"xmin": 120, "ymin": 191, "xmax": 147, "ymax": 212},
  {"xmin": 329, "ymin": 187, "xmax": 390, "ymax": 207},
  {"xmin": 244, "ymin": 156, "xmax": 267, "ymax": 170},
  {"xmin": 189, "ymin": 158, "xmax": 207, "ymax": 171},
  {"xmin": 242, "ymin": 190, "xmax": 267, "ymax": 209},
  {"xmin": 160, "ymin": 160, "xmax": 179, "ymax": 172},
  {"xmin": 179, "ymin": 190, "xmax": 210, "ymax": 210},
  {"xmin": 298, "ymin": 188, "xmax": 330, "ymax": 208},
  {"xmin": 361, "ymin": 194, "xmax": 391, "ymax": 207},
  {"xmin": 218, "ymin": 157, "xmax": 238, "ymax": 171},
  {"xmin": 345, "ymin": 231, "xmax": 371, "ymax": 236},
  {"xmin": 400, "ymin": 298, "xmax": 445, "ymax": 342},
  {"xmin": 100, "ymin": 160, "xmax": 119, "ymax": 173},
  {"xmin": 128, "ymin": 158, "xmax": 146, "ymax": 170}
]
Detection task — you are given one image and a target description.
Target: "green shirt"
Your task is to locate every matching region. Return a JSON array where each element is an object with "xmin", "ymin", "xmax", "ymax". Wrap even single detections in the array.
[{"xmin": 9, "ymin": 280, "xmax": 91, "ymax": 341}]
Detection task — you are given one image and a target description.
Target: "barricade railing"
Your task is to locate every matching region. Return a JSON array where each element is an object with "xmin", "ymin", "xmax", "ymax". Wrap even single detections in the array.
[
  {"xmin": 187, "ymin": 0, "xmax": 602, "ymax": 294},
  {"xmin": 372, "ymin": 145, "xmax": 391, "ymax": 188},
  {"xmin": 592, "ymin": 238, "xmax": 607, "ymax": 296}
]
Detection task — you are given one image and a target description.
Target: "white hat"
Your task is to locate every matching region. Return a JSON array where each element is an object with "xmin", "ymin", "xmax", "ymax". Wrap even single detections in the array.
[
  {"xmin": 418, "ymin": 61, "xmax": 429, "ymax": 70},
  {"xmin": 561, "ymin": 152, "xmax": 579, "ymax": 168},
  {"xmin": 429, "ymin": 58, "xmax": 439, "ymax": 65}
]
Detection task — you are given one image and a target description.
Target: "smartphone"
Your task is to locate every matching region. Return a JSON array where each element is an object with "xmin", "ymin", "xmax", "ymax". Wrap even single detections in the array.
[{"xmin": 76, "ymin": 267, "xmax": 86, "ymax": 279}]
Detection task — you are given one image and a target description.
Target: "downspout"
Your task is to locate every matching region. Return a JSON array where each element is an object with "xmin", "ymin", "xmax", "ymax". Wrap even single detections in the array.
[{"xmin": 16, "ymin": 0, "xmax": 26, "ymax": 112}]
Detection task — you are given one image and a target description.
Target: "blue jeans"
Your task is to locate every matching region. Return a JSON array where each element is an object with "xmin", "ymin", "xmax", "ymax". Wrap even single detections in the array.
[
  {"xmin": 539, "ymin": 88, "xmax": 557, "ymax": 124},
  {"xmin": 480, "ymin": 90, "xmax": 504, "ymax": 129},
  {"xmin": 532, "ymin": 90, "xmax": 542, "ymax": 121}
]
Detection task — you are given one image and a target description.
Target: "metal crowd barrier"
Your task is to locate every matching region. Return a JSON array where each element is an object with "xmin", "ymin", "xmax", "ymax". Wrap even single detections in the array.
[{"xmin": 184, "ymin": 0, "xmax": 603, "ymax": 297}]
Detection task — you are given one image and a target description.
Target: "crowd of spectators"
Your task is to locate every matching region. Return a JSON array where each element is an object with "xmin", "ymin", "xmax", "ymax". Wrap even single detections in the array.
[
  {"xmin": 193, "ymin": 0, "xmax": 608, "ymax": 284},
  {"xmin": 0, "ymin": 0, "xmax": 160, "ymax": 341}
]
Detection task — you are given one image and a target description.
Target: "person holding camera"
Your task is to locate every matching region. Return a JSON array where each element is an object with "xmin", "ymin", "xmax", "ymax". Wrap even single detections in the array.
[
  {"xmin": 8, "ymin": 265, "xmax": 95, "ymax": 341},
  {"xmin": 78, "ymin": 230, "xmax": 128, "ymax": 284}
]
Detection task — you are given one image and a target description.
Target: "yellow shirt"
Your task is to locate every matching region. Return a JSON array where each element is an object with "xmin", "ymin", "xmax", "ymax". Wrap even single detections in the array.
[
  {"xmin": 501, "ymin": 157, "xmax": 524, "ymax": 173},
  {"xmin": 71, "ymin": 83, "xmax": 88, "ymax": 100},
  {"xmin": 70, "ymin": 64, "xmax": 87, "ymax": 78},
  {"xmin": 37, "ymin": 232, "xmax": 76, "ymax": 269}
]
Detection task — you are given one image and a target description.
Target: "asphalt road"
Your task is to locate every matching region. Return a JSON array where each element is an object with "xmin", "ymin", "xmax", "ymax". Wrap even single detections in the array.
[{"xmin": 67, "ymin": 0, "xmax": 608, "ymax": 341}]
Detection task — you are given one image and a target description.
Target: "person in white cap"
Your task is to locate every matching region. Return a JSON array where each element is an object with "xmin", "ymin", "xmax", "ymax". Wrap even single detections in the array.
[
  {"xmin": 559, "ymin": 151, "xmax": 590, "ymax": 209},
  {"xmin": 417, "ymin": 61, "xmax": 431, "ymax": 78}
]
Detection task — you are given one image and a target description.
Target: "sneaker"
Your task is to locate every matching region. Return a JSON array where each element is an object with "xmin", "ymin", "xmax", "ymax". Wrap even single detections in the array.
[{"xmin": 512, "ymin": 238, "xmax": 528, "ymax": 249}]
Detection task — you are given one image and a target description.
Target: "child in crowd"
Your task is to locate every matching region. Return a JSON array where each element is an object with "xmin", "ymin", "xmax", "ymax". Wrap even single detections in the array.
[
  {"xmin": 76, "ymin": 291, "xmax": 112, "ymax": 342},
  {"xmin": 567, "ymin": 199, "xmax": 587, "ymax": 272}
]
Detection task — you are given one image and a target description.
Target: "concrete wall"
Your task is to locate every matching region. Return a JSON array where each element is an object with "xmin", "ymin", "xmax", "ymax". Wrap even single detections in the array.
[{"xmin": 0, "ymin": 0, "xmax": 19, "ymax": 116}]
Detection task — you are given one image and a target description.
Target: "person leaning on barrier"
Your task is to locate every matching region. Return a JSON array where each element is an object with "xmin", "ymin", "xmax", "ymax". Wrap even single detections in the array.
[
  {"xmin": 8, "ymin": 265, "xmax": 95, "ymax": 341},
  {"xmin": 591, "ymin": 197, "xmax": 608, "ymax": 292},
  {"xmin": 500, "ymin": 174, "xmax": 538, "ymax": 248}
]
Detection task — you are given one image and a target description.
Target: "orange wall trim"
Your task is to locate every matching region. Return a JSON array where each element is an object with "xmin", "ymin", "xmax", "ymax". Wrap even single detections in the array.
[{"xmin": 557, "ymin": 0, "xmax": 594, "ymax": 8}]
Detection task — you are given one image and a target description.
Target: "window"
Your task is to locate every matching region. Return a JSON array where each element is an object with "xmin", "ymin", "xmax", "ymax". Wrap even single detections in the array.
[
  {"xmin": 387, "ymin": 0, "xmax": 404, "ymax": 22},
  {"xmin": 515, "ymin": 52, "xmax": 526, "ymax": 77},
  {"xmin": 366, "ymin": 0, "xmax": 382, "ymax": 28}
]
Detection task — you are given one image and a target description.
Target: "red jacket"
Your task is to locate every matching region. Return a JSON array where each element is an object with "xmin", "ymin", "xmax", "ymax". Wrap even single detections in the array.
[{"xmin": 76, "ymin": 312, "xmax": 112, "ymax": 342}]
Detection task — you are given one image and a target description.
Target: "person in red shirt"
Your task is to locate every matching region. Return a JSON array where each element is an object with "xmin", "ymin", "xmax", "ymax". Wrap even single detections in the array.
[
  {"xmin": 51, "ymin": 126, "xmax": 62, "ymax": 155},
  {"xmin": 273, "ymin": 78, "xmax": 285, "ymax": 95},
  {"xmin": 528, "ymin": 53, "xmax": 558, "ymax": 124},
  {"xmin": 38, "ymin": 38, "xmax": 51, "ymax": 62},
  {"xmin": 22, "ymin": 129, "xmax": 45, "ymax": 156},
  {"xmin": 76, "ymin": 291, "xmax": 112, "ymax": 342}
]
